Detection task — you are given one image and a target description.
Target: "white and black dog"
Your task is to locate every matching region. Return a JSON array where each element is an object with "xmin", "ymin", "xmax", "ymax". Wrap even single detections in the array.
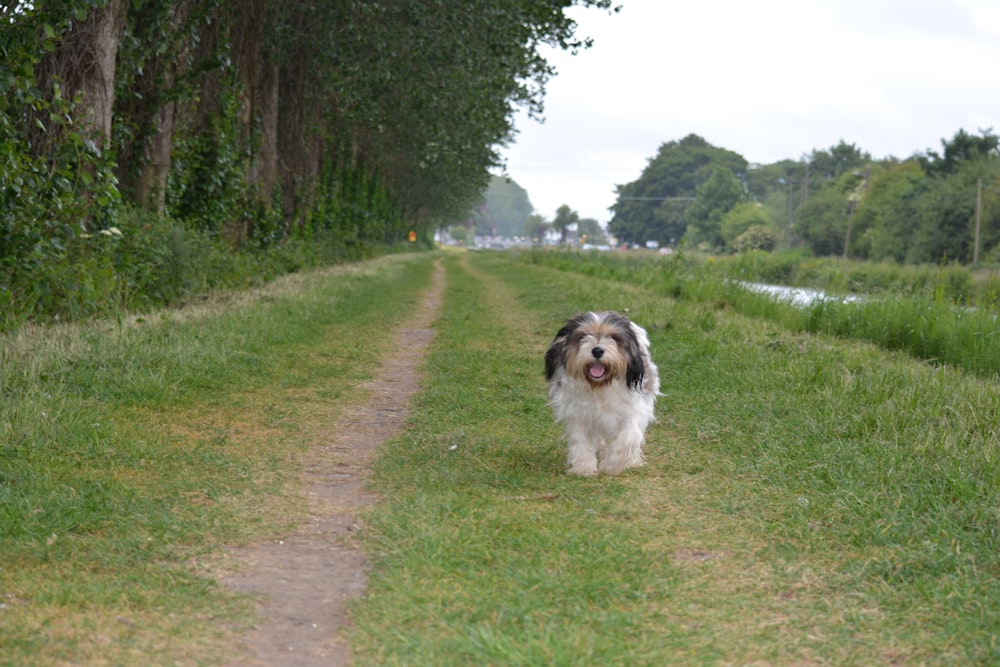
[{"xmin": 545, "ymin": 311, "xmax": 660, "ymax": 477}]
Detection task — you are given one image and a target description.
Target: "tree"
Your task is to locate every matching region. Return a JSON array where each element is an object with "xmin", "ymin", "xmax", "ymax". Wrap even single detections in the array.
[
  {"xmin": 472, "ymin": 176, "xmax": 535, "ymax": 237},
  {"xmin": 115, "ymin": 0, "xmax": 211, "ymax": 212},
  {"xmin": 2, "ymin": 0, "xmax": 625, "ymax": 322},
  {"xmin": 746, "ymin": 159, "xmax": 803, "ymax": 247},
  {"xmin": 809, "ymin": 140, "xmax": 871, "ymax": 179},
  {"xmin": 684, "ymin": 167, "xmax": 746, "ymax": 249},
  {"xmin": 853, "ymin": 160, "xmax": 923, "ymax": 262},
  {"xmin": 907, "ymin": 160, "xmax": 1000, "ymax": 264},
  {"xmin": 577, "ymin": 217, "xmax": 608, "ymax": 245},
  {"xmin": 919, "ymin": 128, "xmax": 999, "ymax": 177},
  {"xmin": 721, "ymin": 202, "xmax": 773, "ymax": 249},
  {"xmin": 795, "ymin": 170, "xmax": 867, "ymax": 257},
  {"xmin": 551, "ymin": 204, "xmax": 580, "ymax": 244},
  {"xmin": 609, "ymin": 134, "xmax": 748, "ymax": 245},
  {"xmin": 524, "ymin": 214, "xmax": 550, "ymax": 244},
  {"xmin": 732, "ymin": 226, "xmax": 777, "ymax": 252}
]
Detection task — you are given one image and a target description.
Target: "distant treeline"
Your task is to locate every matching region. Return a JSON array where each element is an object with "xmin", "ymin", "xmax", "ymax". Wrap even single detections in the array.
[
  {"xmin": 609, "ymin": 132, "xmax": 1000, "ymax": 266},
  {"xmin": 0, "ymin": 0, "xmax": 616, "ymax": 327}
]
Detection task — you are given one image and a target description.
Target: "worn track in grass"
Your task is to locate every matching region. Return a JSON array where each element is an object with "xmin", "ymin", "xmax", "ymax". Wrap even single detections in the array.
[{"xmin": 222, "ymin": 260, "xmax": 444, "ymax": 666}]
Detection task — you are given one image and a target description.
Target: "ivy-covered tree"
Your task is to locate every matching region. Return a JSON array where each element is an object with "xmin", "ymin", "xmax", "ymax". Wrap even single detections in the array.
[{"xmin": 2, "ymin": 0, "xmax": 621, "ymax": 322}]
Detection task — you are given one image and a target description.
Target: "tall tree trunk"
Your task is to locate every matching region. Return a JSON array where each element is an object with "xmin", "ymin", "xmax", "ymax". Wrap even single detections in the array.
[
  {"xmin": 252, "ymin": 63, "xmax": 281, "ymax": 204},
  {"xmin": 131, "ymin": 97, "xmax": 177, "ymax": 211},
  {"xmin": 34, "ymin": 0, "xmax": 126, "ymax": 153},
  {"xmin": 75, "ymin": 0, "xmax": 126, "ymax": 151},
  {"xmin": 127, "ymin": 1, "xmax": 197, "ymax": 212}
]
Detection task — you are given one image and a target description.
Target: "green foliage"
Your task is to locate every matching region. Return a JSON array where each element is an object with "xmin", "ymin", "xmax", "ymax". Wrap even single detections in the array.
[
  {"xmin": 520, "ymin": 248, "xmax": 1000, "ymax": 377},
  {"xmin": 794, "ymin": 170, "xmax": 866, "ymax": 257},
  {"xmin": 551, "ymin": 204, "xmax": 580, "ymax": 243},
  {"xmin": 919, "ymin": 128, "xmax": 1000, "ymax": 177},
  {"xmin": 609, "ymin": 134, "xmax": 748, "ymax": 246},
  {"xmin": 722, "ymin": 202, "xmax": 773, "ymax": 247},
  {"xmin": 471, "ymin": 176, "xmax": 535, "ymax": 237},
  {"xmin": 731, "ymin": 225, "xmax": 777, "ymax": 252},
  {"xmin": 577, "ymin": 217, "xmax": 608, "ymax": 245},
  {"xmin": 1, "ymin": 2, "xmax": 123, "ymax": 324},
  {"xmin": 522, "ymin": 213, "xmax": 550, "ymax": 243},
  {"xmin": 616, "ymin": 132, "xmax": 1000, "ymax": 266},
  {"xmin": 2, "ymin": 0, "xmax": 616, "ymax": 327},
  {"xmin": 684, "ymin": 167, "xmax": 747, "ymax": 249},
  {"xmin": 808, "ymin": 140, "xmax": 871, "ymax": 179},
  {"xmin": 168, "ymin": 111, "xmax": 247, "ymax": 236}
]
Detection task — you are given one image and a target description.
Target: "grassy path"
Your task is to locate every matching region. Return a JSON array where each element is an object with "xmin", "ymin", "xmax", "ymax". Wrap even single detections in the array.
[
  {"xmin": 220, "ymin": 259, "xmax": 445, "ymax": 665},
  {"xmin": 3, "ymin": 249, "xmax": 998, "ymax": 665},
  {"xmin": 1, "ymin": 255, "xmax": 438, "ymax": 665},
  {"xmin": 350, "ymin": 250, "xmax": 1000, "ymax": 665}
]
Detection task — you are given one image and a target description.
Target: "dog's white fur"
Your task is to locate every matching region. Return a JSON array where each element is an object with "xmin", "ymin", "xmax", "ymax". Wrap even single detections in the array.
[{"xmin": 545, "ymin": 311, "xmax": 659, "ymax": 476}]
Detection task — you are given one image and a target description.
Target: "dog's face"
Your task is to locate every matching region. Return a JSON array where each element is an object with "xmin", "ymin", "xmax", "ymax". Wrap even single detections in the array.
[{"xmin": 545, "ymin": 311, "xmax": 645, "ymax": 390}]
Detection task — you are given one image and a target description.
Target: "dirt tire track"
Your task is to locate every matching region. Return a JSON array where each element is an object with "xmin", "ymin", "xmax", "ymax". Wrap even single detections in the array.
[{"xmin": 222, "ymin": 260, "xmax": 444, "ymax": 666}]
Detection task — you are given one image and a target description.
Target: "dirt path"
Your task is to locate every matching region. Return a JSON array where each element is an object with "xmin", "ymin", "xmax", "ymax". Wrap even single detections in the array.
[{"xmin": 222, "ymin": 260, "xmax": 444, "ymax": 666}]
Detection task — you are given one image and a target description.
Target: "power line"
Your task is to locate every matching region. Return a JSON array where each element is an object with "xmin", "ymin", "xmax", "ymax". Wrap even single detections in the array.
[{"xmin": 617, "ymin": 197, "xmax": 696, "ymax": 201}]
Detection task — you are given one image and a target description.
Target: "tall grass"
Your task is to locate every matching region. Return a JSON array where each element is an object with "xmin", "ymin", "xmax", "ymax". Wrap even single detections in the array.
[{"xmin": 517, "ymin": 248, "xmax": 1000, "ymax": 378}]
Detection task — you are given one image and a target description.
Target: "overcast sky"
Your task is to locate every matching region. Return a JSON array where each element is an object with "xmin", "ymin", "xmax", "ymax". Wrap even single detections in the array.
[{"xmin": 499, "ymin": 0, "xmax": 1000, "ymax": 225}]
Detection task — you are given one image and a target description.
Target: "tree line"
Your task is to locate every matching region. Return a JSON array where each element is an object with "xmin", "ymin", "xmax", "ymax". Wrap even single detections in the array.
[
  {"xmin": 0, "ymin": 0, "xmax": 617, "ymax": 325},
  {"xmin": 609, "ymin": 131, "xmax": 1000, "ymax": 265},
  {"xmin": 459, "ymin": 176, "xmax": 607, "ymax": 246}
]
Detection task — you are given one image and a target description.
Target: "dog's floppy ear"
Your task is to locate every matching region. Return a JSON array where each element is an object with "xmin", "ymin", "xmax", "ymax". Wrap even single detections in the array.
[
  {"xmin": 622, "ymin": 328, "xmax": 646, "ymax": 391},
  {"xmin": 545, "ymin": 324, "xmax": 572, "ymax": 381}
]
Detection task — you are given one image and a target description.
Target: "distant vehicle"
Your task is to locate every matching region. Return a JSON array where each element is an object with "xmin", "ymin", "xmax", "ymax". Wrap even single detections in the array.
[{"xmin": 645, "ymin": 240, "xmax": 659, "ymax": 250}]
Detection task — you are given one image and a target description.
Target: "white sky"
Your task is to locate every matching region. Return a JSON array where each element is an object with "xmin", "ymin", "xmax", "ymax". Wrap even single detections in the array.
[{"xmin": 499, "ymin": 0, "xmax": 1000, "ymax": 225}]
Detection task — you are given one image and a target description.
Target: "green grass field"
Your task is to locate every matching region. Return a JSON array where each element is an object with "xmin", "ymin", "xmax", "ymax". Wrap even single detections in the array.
[{"xmin": 2, "ymin": 249, "xmax": 998, "ymax": 665}]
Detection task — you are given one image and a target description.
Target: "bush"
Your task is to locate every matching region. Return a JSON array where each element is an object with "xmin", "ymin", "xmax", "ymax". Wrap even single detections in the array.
[{"xmin": 732, "ymin": 226, "xmax": 777, "ymax": 253}]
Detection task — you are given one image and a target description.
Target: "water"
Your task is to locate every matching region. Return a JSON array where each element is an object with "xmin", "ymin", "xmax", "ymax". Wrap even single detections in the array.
[{"xmin": 736, "ymin": 282, "xmax": 863, "ymax": 307}]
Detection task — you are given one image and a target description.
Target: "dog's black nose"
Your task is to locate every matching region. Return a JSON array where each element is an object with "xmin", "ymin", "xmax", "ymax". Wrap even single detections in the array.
[{"xmin": 592, "ymin": 346, "xmax": 604, "ymax": 359}]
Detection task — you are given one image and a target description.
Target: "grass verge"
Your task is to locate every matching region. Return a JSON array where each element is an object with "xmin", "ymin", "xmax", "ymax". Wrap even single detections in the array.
[
  {"xmin": 0, "ymin": 254, "xmax": 436, "ymax": 665},
  {"xmin": 351, "ymin": 250, "xmax": 1000, "ymax": 665}
]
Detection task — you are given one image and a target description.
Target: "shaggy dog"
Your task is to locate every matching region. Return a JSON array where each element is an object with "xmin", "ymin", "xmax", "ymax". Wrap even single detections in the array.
[{"xmin": 545, "ymin": 311, "xmax": 660, "ymax": 477}]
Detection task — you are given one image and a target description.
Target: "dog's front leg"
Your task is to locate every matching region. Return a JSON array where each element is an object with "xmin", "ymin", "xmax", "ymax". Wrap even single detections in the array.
[
  {"xmin": 565, "ymin": 423, "xmax": 599, "ymax": 477},
  {"xmin": 599, "ymin": 421, "xmax": 645, "ymax": 475}
]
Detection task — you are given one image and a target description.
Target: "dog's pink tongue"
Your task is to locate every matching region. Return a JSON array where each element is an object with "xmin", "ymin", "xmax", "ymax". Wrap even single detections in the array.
[{"xmin": 589, "ymin": 363, "xmax": 606, "ymax": 379}]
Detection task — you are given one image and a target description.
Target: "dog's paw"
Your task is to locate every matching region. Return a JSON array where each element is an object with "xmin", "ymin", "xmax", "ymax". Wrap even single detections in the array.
[
  {"xmin": 598, "ymin": 458, "xmax": 645, "ymax": 475},
  {"xmin": 566, "ymin": 465, "xmax": 599, "ymax": 478}
]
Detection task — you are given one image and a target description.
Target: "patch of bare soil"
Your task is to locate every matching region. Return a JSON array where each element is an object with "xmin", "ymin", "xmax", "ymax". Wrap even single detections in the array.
[{"xmin": 222, "ymin": 261, "xmax": 444, "ymax": 666}]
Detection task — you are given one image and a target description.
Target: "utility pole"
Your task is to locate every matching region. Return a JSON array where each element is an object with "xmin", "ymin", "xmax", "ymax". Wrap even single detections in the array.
[
  {"xmin": 787, "ymin": 177, "xmax": 793, "ymax": 229},
  {"xmin": 843, "ymin": 199, "xmax": 856, "ymax": 260},
  {"xmin": 973, "ymin": 178, "xmax": 982, "ymax": 266},
  {"xmin": 842, "ymin": 168, "xmax": 867, "ymax": 260}
]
